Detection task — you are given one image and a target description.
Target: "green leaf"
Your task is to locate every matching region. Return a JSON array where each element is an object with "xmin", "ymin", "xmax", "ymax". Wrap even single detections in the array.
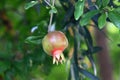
[
  {"xmin": 96, "ymin": 0, "xmax": 102, "ymax": 8},
  {"xmin": 0, "ymin": 61, "xmax": 11, "ymax": 73},
  {"xmin": 5, "ymin": 71, "xmax": 14, "ymax": 80},
  {"xmin": 80, "ymin": 10, "xmax": 99, "ymax": 26},
  {"xmin": 98, "ymin": 13, "xmax": 107, "ymax": 29},
  {"xmin": 114, "ymin": 7, "xmax": 120, "ymax": 14},
  {"xmin": 108, "ymin": 11, "xmax": 120, "ymax": 29},
  {"xmin": 78, "ymin": 67, "xmax": 99, "ymax": 80},
  {"xmin": 74, "ymin": 0, "xmax": 85, "ymax": 20},
  {"xmin": 25, "ymin": 36, "xmax": 43, "ymax": 45},
  {"xmin": 24, "ymin": 1, "xmax": 39, "ymax": 10},
  {"xmin": 102, "ymin": 0, "xmax": 110, "ymax": 7},
  {"xmin": 113, "ymin": 0, "xmax": 120, "ymax": 6},
  {"xmin": 49, "ymin": 6, "xmax": 57, "ymax": 14}
]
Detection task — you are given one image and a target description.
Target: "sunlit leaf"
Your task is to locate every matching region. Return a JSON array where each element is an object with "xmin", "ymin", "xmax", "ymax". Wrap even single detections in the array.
[
  {"xmin": 24, "ymin": 1, "xmax": 39, "ymax": 10},
  {"xmin": 108, "ymin": 11, "xmax": 120, "ymax": 29},
  {"xmin": 98, "ymin": 13, "xmax": 107, "ymax": 29},
  {"xmin": 74, "ymin": 0, "xmax": 85, "ymax": 20},
  {"xmin": 80, "ymin": 10, "xmax": 99, "ymax": 26},
  {"xmin": 113, "ymin": 0, "xmax": 120, "ymax": 6}
]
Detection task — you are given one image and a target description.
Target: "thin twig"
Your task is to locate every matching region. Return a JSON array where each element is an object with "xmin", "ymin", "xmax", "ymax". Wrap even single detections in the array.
[{"xmin": 48, "ymin": 0, "xmax": 55, "ymax": 32}]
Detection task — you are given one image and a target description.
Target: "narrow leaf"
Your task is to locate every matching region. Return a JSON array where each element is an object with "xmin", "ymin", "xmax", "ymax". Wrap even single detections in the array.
[
  {"xmin": 74, "ymin": 0, "xmax": 85, "ymax": 20},
  {"xmin": 92, "ymin": 46, "xmax": 102, "ymax": 53},
  {"xmin": 108, "ymin": 11, "xmax": 120, "ymax": 29},
  {"xmin": 102, "ymin": 0, "xmax": 110, "ymax": 7},
  {"xmin": 98, "ymin": 13, "xmax": 107, "ymax": 29},
  {"xmin": 25, "ymin": 36, "xmax": 42, "ymax": 44},
  {"xmin": 80, "ymin": 10, "xmax": 99, "ymax": 26},
  {"xmin": 24, "ymin": 1, "xmax": 39, "ymax": 10},
  {"xmin": 78, "ymin": 67, "xmax": 99, "ymax": 80},
  {"xmin": 84, "ymin": 27, "xmax": 93, "ymax": 46}
]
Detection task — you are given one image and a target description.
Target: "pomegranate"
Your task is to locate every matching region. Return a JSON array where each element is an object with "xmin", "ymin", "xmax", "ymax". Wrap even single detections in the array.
[{"xmin": 42, "ymin": 31, "xmax": 68, "ymax": 64}]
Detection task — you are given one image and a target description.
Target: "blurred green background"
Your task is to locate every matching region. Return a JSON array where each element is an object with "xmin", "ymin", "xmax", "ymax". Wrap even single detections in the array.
[{"xmin": 0, "ymin": 0, "xmax": 120, "ymax": 80}]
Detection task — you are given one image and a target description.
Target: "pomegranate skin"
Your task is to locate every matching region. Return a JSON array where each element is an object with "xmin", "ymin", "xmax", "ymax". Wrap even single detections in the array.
[{"xmin": 42, "ymin": 31, "xmax": 68, "ymax": 64}]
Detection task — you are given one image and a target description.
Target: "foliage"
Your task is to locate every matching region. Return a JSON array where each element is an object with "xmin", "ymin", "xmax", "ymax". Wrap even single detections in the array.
[{"xmin": 0, "ymin": 0, "xmax": 120, "ymax": 80}]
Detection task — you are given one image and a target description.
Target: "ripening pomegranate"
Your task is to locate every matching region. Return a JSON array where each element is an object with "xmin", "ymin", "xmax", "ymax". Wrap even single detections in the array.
[{"xmin": 42, "ymin": 31, "xmax": 68, "ymax": 64}]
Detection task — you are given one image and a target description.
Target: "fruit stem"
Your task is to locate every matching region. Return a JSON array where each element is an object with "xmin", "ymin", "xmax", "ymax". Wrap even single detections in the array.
[{"xmin": 48, "ymin": 0, "xmax": 56, "ymax": 32}]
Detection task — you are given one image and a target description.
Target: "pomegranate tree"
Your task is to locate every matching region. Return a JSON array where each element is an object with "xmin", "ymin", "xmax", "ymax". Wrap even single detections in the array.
[{"xmin": 42, "ymin": 31, "xmax": 68, "ymax": 64}]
